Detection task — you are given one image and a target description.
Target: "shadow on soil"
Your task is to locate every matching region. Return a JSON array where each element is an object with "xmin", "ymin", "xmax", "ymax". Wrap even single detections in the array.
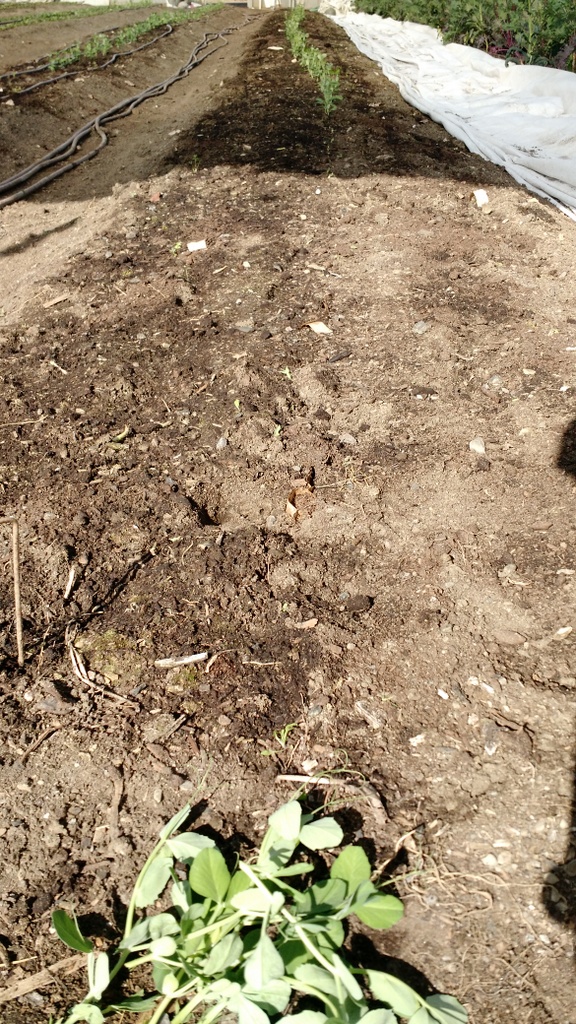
[
  {"xmin": 163, "ymin": 13, "xmax": 511, "ymax": 189},
  {"xmin": 544, "ymin": 419, "xmax": 576, "ymax": 936}
]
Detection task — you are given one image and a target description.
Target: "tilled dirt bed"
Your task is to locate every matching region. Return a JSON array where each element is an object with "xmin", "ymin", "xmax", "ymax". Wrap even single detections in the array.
[{"xmin": 0, "ymin": 5, "xmax": 575, "ymax": 1023}]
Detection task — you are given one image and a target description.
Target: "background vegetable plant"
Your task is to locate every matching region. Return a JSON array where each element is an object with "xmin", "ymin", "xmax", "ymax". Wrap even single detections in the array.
[
  {"xmin": 52, "ymin": 799, "xmax": 468, "ymax": 1024},
  {"xmin": 352, "ymin": 0, "xmax": 576, "ymax": 68}
]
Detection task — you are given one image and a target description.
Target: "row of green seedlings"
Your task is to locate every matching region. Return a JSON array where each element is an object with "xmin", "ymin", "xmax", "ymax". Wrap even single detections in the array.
[
  {"xmin": 285, "ymin": 6, "xmax": 342, "ymax": 115},
  {"xmin": 46, "ymin": 8, "xmax": 219, "ymax": 73},
  {"xmin": 354, "ymin": 0, "xmax": 576, "ymax": 69},
  {"xmin": 0, "ymin": 1, "xmax": 153, "ymax": 33}
]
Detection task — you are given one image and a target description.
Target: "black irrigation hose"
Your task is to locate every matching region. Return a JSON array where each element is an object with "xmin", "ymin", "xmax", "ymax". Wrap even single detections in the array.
[
  {"xmin": 13, "ymin": 25, "xmax": 174, "ymax": 97},
  {"xmin": 0, "ymin": 26, "xmax": 241, "ymax": 210}
]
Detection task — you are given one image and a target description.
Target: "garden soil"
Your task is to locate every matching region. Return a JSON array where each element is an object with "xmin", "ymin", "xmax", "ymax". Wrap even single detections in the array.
[{"xmin": 0, "ymin": 5, "xmax": 575, "ymax": 1022}]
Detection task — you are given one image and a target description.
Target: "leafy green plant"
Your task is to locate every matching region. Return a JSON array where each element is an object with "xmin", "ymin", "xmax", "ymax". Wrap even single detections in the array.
[
  {"xmin": 285, "ymin": 7, "xmax": 342, "ymax": 114},
  {"xmin": 352, "ymin": 0, "xmax": 576, "ymax": 67},
  {"xmin": 52, "ymin": 799, "xmax": 467, "ymax": 1024}
]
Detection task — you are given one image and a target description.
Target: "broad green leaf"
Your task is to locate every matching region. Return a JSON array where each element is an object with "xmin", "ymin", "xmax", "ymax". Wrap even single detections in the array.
[
  {"xmin": 202, "ymin": 933, "xmax": 243, "ymax": 974},
  {"xmin": 408, "ymin": 1008, "xmax": 433, "ymax": 1024},
  {"xmin": 353, "ymin": 894, "xmax": 404, "ymax": 930},
  {"xmin": 149, "ymin": 935, "xmax": 178, "ymax": 958},
  {"xmin": 367, "ymin": 972, "xmax": 420, "ymax": 1017},
  {"xmin": 166, "ymin": 832, "xmax": 216, "ymax": 861},
  {"xmin": 330, "ymin": 846, "xmax": 371, "ymax": 893},
  {"xmin": 152, "ymin": 960, "xmax": 174, "ymax": 994},
  {"xmin": 279, "ymin": 1013, "xmax": 327, "ymax": 1024},
  {"xmin": 321, "ymin": 917, "xmax": 345, "ymax": 951},
  {"xmin": 159, "ymin": 804, "xmax": 191, "ymax": 840},
  {"xmin": 330, "ymin": 953, "xmax": 363, "ymax": 1001},
  {"xmin": 299, "ymin": 817, "xmax": 343, "ymax": 851},
  {"xmin": 273, "ymin": 862, "xmax": 314, "ymax": 878},
  {"xmin": 278, "ymin": 937, "xmax": 309, "ymax": 973},
  {"xmin": 230, "ymin": 888, "xmax": 284, "ymax": 915},
  {"xmin": 258, "ymin": 834, "xmax": 299, "ymax": 873},
  {"xmin": 52, "ymin": 910, "xmax": 93, "ymax": 953},
  {"xmin": 294, "ymin": 963, "xmax": 339, "ymax": 997},
  {"xmin": 171, "ymin": 878, "xmax": 193, "ymax": 913},
  {"xmin": 348, "ymin": 880, "xmax": 376, "ymax": 906},
  {"xmin": 244, "ymin": 978, "xmax": 291, "ymax": 1014},
  {"xmin": 360, "ymin": 1010, "xmax": 397, "ymax": 1024},
  {"xmin": 108, "ymin": 994, "xmax": 158, "ymax": 1012},
  {"xmin": 295, "ymin": 878, "xmax": 348, "ymax": 915},
  {"xmin": 119, "ymin": 917, "xmax": 153, "ymax": 950},
  {"xmin": 65, "ymin": 1005, "xmax": 105, "ymax": 1024},
  {"xmin": 211, "ymin": 978, "xmax": 241, "ymax": 998},
  {"xmin": 160, "ymin": 971, "xmax": 181, "ymax": 996},
  {"xmin": 149, "ymin": 913, "xmax": 181, "ymax": 940},
  {"xmin": 227, "ymin": 869, "xmax": 254, "ymax": 901},
  {"xmin": 267, "ymin": 801, "xmax": 302, "ymax": 841},
  {"xmin": 244, "ymin": 932, "xmax": 285, "ymax": 989},
  {"xmin": 87, "ymin": 952, "xmax": 109, "ymax": 1001},
  {"xmin": 235, "ymin": 994, "xmax": 271, "ymax": 1024},
  {"xmin": 135, "ymin": 854, "xmax": 173, "ymax": 908},
  {"xmin": 189, "ymin": 847, "xmax": 231, "ymax": 902},
  {"xmin": 425, "ymin": 995, "xmax": 468, "ymax": 1024}
]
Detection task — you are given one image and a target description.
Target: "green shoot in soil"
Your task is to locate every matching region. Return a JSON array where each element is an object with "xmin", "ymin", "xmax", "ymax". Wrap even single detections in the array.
[
  {"xmin": 353, "ymin": 0, "xmax": 576, "ymax": 68},
  {"xmin": 52, "ymin": 799, "xmax": 468, "ymax": 1024},
  {"xmin": 285, "ymin": 6, "xmax": 342, "ymax": 114}
]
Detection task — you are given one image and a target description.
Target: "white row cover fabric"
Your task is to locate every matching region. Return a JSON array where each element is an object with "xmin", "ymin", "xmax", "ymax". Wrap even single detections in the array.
[{"xmin": 329, "ymin": 12, "xmax": 576, "ymax": 222}]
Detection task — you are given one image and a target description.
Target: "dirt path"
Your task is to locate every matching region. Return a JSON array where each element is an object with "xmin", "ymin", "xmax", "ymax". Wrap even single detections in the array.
[{"xmin": 0, "ymin": 7, "xmax": 575, "ymax": 1024}]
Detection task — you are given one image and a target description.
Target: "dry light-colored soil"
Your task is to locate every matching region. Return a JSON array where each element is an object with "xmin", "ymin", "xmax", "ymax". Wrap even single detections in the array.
[{"xmin": 0, "ymin": 4, "xmax": 575, "ymax": 1023}]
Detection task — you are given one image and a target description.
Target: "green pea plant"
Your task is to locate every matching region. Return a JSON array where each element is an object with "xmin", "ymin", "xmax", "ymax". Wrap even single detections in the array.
[
  {"xmin": 285, "ymin": 7, "xmax": 342, "ymax": 115},
  {"xmin": 52, "ymin": 799, "xmax": 468, "ymax": 1024}
]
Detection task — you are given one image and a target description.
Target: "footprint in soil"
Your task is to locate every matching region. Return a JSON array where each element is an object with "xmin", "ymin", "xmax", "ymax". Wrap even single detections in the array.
[{"xmin": 544, "ymin": 419, "xmax": 576, "ymax": 934}]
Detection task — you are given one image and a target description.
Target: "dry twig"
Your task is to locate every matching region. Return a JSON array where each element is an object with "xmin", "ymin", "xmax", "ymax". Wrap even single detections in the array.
[
  {"xmin": 0, "ymin": 953, "xmax": 85, "ymax": 1004},
  {"xmin": 0, "ymin": 516, "xmax": 24, "ymax": 666}
]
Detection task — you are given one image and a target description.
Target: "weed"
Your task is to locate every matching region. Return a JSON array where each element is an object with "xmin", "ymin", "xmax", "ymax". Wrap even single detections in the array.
[
  {"xmin": 52, "ymin": 798, "xmax": 468, "ymax": 1024},
  {"xmin": 285, "ymin": 7, "xmax": 342, "ymax": 114}
]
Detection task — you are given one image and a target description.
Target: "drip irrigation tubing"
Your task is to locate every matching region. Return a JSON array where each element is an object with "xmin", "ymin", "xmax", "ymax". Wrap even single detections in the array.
[
  {"xmin": 7, "ymin": 25, "xmax": 174, "ymax": 97},
  {"xmin": 0, "ymin": 23, "xmax": 247, "ymax": 210}
]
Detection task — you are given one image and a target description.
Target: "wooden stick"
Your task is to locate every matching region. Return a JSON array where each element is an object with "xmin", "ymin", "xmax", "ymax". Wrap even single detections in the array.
[
  {"xmin": 0, "ymin": 952, "xmax": 85, "ymax": 1004},
  {"xmin": 0, "ymin": 517, "xmax": 24, "ymax": 666}
]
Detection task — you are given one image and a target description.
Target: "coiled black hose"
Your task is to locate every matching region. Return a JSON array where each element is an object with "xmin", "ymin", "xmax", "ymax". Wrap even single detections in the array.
[{"xmin": 0, "ymin": 27, "xmax": 238, "ymax": 209}]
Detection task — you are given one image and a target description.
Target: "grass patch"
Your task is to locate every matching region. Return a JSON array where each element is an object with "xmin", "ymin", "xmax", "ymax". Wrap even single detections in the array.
[
  {"xmin": 285, "ymin": 6, "xmax": 342, "ymax": 114},
  {"xmin": 353, "ymin": 0, "xmax": 576, "ymax": 68}
]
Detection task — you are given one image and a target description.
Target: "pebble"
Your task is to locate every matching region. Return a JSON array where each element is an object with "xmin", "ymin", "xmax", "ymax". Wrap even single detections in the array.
[
  {"xmin": 412, "ymin": 320, "xmax": 431, "ymax": 335},
  {"xmin": 234, "ymin": 319, "xmax": 254, "ymax": 333},
  {"xmin": 469, "ymin": 437, "xmax": 486, "ymax": 455},
  {"xmin": 215, "ymin": 437, "xmax": 228, "ymax": 450},
  {"xmin": 492, "ymin": 628, "xmax": 526, "ymax": 646},
  {"xmin": 339, "ymin": 432, "xmax": 357, "ymax": 445}
]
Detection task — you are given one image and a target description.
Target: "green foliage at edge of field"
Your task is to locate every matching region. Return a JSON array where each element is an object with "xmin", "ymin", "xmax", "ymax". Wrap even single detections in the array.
[{"xmin": 351, "ymin": 0, "xmax": 576, "ymax": 68}]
